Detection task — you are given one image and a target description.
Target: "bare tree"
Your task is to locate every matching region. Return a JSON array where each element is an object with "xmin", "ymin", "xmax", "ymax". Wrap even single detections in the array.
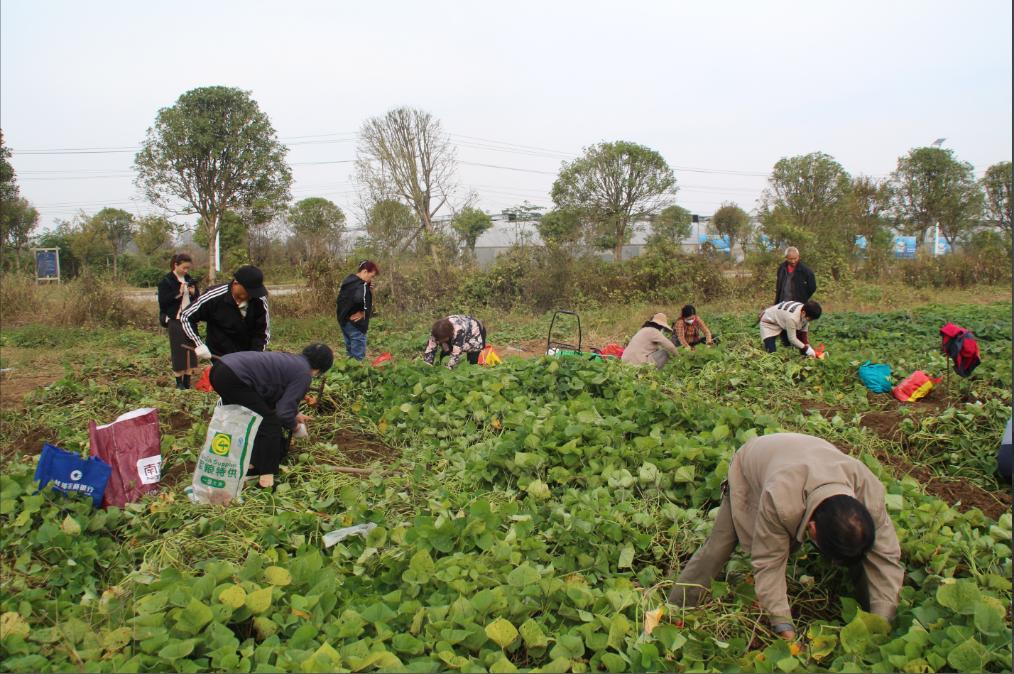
[{"xmin": 355, "ymin": 107, "xmax": 457, "ymax": 258}]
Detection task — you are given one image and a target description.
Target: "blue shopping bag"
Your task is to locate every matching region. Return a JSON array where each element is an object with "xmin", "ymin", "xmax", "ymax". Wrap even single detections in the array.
[
  {"xmin": 34, "ymin": 443, "xmax": 112, "ymax": 507},
  {"xmin": 858, "ymin": 360, "xmax": 894, "ymax": 394}
]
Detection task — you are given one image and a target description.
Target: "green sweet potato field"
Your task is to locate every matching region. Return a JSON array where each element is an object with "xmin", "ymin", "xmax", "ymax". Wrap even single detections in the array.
[{"xmin": 0, "ymin": 302, "xmax": 1011, "ymax": 672}]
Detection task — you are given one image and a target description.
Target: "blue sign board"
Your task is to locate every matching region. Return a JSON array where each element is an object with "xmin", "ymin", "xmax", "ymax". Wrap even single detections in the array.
[
  {"xmin": 34, "ymin": 249, "xmax": 60, "ymax": 280},
  {"xmin": 894, "ymin": 236, "xmax": 917, "ymax": 259}
]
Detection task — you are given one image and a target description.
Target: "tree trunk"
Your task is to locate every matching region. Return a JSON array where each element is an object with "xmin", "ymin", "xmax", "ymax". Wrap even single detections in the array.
[
  {"xmin": 207, "ymin": 213, "xmax": 219, "ymax": 283},
  {"xmin": 112, "ymin": 252, "xmax": 118, "ymax": 279},
  {"xmin": 613, "ymin": 220, "xmax": 625, "ymax": 261}
]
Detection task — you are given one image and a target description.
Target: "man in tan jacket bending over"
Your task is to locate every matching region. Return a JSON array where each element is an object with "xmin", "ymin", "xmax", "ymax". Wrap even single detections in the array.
[{"xmin": 669, "ymin": 433, "xmax": 904, "ymax": 639}]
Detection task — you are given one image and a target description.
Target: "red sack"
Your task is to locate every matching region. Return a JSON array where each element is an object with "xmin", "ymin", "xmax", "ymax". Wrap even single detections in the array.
[
  {"xmin": 194, "ymin": 366, "xmax": 214, "ymax": 392},
  {"xmin": 88, "ymin": 408, "xmax": 163, "ymax": 508},
  {"xmin": 599, "ymin": 343, "xmax": 625, "ymax": 359},
  {"xmin": 892, "ymin": 371, "xmax": 941, "ymax": 403},
  {"xmin": 371, "ymin": 352, "xmax": 393, "ymax": 367}
]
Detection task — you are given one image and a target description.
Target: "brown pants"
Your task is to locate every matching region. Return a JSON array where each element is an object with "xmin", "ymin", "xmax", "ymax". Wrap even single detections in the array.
[{"xmin": 668, "ymin": 494, "xmax": 738, "ymax": 605}]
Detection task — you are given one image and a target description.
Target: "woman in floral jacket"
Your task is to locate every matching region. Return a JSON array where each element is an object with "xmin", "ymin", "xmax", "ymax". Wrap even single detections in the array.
[{"xmin": 423, "ymin": 315, "xmax": 486, "ymax": 369}]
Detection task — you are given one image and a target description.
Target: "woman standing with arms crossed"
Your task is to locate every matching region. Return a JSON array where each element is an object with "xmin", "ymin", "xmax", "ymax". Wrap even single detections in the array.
[{"xmin": 157, "ymin": 253, "xmax": 200, "ymax": 389}]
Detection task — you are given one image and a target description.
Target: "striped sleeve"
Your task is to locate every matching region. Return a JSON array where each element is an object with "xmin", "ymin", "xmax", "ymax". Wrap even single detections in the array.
[
  {"xmin": 260, "ymin": 296, "xmax": 271, "ymax": 350},
  {"xmin": 179, "ymin": 283, "xmax": 229, "ymax": 347}
]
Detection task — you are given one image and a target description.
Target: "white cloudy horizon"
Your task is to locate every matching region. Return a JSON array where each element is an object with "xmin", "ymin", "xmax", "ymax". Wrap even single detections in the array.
[{"xmin": 2, "ymin": 0, "xmax": 1011, "ymax": 233}]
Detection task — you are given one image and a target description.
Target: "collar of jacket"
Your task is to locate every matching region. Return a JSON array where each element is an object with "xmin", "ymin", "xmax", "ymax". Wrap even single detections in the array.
[
  {"xmin": 795, "ymin": 482, "xmax": 855, "ymax": 542},
  {"xmin": 641, "ymin": 321, "xmax": 671, "ymax": 333}
]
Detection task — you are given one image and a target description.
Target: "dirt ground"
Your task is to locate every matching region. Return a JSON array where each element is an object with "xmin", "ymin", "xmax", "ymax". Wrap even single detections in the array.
[{"xmin": 329, "ymin": 428, "xmax": 401, "ymax": 466}]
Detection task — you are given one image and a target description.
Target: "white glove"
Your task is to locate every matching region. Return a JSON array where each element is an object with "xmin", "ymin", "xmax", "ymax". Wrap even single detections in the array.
[
  {"xmin": 194, "ymin": 344, "xmax": 213, "ymax": 360},
  {"xmin": 293, "ymin": 423, "xmax": 308, "ymax": 438},
  {"xmin": 805, "ymin": 346, "xmax": 816, "ymax": 358}
]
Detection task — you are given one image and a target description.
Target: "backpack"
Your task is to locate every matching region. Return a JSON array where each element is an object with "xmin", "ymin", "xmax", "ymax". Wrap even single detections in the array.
[{"xmin": 940, "ymin": 323, "xmax": 981, "ymax": 377}]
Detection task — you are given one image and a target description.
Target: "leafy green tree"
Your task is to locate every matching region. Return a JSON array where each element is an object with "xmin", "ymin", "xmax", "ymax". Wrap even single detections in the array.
[
  {"xmin": 551, "ymin": 141, "xmax": 676, "ymax": 260},
  {"xmin": 0, "ymin": 130, "xmax": 36, "ymax": 271},
  {"xmin": 451, "ymin": 207, "xmax": 493, "ymax": 254},
  {"xmin": 133, "ymin": 215, "xmax": 178, "ymax": 260},
  {"xmin": 847, "ymin": 176, "xmax": 893, "ymax": 269},
  {"xmin": 646, "ymin": 205, "xmax": 692, "ymax": 249},
  {"xmin": 501, "ymin": 201, "xmax": 545, "ymax": 222},
  {"xmin": 890, "ymin": 147, "xmax": 984, "ymax": 249},
  {"xmin": 760, "ymin": 152, "xmax": 852, "ymax": 277},
  {"xmin": 1, "ymin": 197, "xmax": 38, "ymax": 271},
  {"xmin": 0, "ymin": 130, "xmax": 18, "ymax": 206},
  {"xmin": 365, "ymin": 199, "xmax": 418, "ymax": 254},
  {"xmin": 537, "ymin": 208, "xmax": 584, "ymax": 246},
  {"xmin": 982, "ymin": 161, "xmax": 1012, "ymax": 242},
  {"xmin": 134, "ymin": 86, "xmax": 292, "ymax": 282},
  {"xmin": 288, "ymin": 197, "xmax": 346, "ymax": 260},
  {"xmin": 711, "ymin": 203, "xmax": 751, "ymax": 256},
  {"xmin": 69, "ymin": 214, "xmax": 113, "ymax": 271},
  {"xmin": 88, "ymin": 208, "xmax": 135, "ymax": 277}
]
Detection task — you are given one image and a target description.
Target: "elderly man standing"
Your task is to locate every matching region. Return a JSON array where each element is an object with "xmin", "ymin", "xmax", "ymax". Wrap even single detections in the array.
[
  {"xmin": 668, "ymin": 433, "xmax": 904, "ymax": 640},
  {"xmin": 774, "ymin": 247, "xmax": 817, "ymax": 305}
]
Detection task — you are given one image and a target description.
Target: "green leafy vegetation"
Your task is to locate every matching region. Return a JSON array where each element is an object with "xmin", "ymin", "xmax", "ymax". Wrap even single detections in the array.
[{"xmin": 0, "ymin": 302, "xmax": 1010, "ymax": 672}]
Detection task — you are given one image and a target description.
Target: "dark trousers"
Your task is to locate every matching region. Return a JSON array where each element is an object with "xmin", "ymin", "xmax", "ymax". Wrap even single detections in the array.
[
  {"xmin": 764, "ymin": 332, "xmax": 808, "ymax": 355},
  {"xmin": 209, "ymin": 362, "xmax": 286, "ymax": 475}
]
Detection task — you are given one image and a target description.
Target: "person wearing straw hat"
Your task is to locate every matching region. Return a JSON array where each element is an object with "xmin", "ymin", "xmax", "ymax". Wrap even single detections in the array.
[{"xmin": 621, "ymin": 312, "xmax": 679, "ymax": 369}]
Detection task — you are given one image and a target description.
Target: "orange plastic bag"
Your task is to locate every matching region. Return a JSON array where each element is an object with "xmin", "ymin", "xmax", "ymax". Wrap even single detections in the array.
[
  {"xmin": 194, "ymin": 366, "xmax": 214, "ymax": 392},
  {"xmin": 371, "ymin": 352, "xmax": 393, "ymax": 367},
  {"xmin": 478, "ymin": 345, "xmax": 502, "ymax": 367},
  {"xmin": 599, "ymin": 343, "xmax": 625, "ymax": 359},
  {"xmin": 892, "ymin": 370, "xmax": 940, "ymax": 402}
]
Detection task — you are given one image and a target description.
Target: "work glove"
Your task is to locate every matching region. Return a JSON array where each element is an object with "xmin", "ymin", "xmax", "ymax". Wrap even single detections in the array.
[
  {"xmin": 293, "ymin": 423, "xmax": 308, "ymax": 438},
  {"xmin": 194, "ymin": 344, "xmax": 213, "ymax": 360},
  {"xmin": 805, "ymin": 346, "xmax": 816, "ymax": 358}
]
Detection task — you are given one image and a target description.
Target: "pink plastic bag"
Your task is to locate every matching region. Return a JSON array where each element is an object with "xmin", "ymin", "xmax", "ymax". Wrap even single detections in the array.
[{"xmin": 88, "ymin": 408, "xmax": 163, "ymax": 508}]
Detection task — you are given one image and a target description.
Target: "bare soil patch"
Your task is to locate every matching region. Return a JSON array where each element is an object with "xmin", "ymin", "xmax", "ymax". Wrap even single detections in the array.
[
  {"xmin": 842, "ymin": 443, "xmax": 1012, "ymax": 520},
  {"xmin": 163, "ymin": 411, "xmax": 194, "ymax": 435},
  {"xmin": 0, "ymin": 370, "xmax": 60, "ymax": 410},
  {"xmin": 328, "ymin": 429, "xmax": 401, "ymax": 466}
]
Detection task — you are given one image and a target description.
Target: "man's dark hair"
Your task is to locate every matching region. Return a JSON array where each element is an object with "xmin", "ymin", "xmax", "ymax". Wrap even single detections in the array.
[
  {"xmin": 302, "ymin": 343, "xmax": 334, "ymax": 373},
  {"xmin": 681, "ymin": 304, "xmax": 696, "ymax": 319},
  {"xmin": 803, "ymin": 300, "xmax": 822, "ymax": 321},
  {"xmin": 811, "ymin": 494, "xmax": 875, "ymax": 565}
]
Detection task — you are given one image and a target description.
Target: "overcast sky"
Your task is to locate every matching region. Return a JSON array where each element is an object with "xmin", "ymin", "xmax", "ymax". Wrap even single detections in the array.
[{"xmin": 2, "ymin": 0, "xmax": 1011, "ymax": 233}]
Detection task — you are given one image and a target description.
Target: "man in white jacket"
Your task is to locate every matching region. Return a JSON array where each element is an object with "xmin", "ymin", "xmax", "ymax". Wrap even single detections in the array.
[{"xmin": 759, "ymin": 300, "xmax": 821, "ymax": 357}]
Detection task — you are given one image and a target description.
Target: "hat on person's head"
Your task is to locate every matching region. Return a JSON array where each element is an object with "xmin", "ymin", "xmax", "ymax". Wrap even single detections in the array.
[
  {"xmin": 651, "ymin": 312, "xmax": 670, "ymax": 327},
  {"xmin": 233, "ymin": 265, "xmax": 267, "ymax": 298}
]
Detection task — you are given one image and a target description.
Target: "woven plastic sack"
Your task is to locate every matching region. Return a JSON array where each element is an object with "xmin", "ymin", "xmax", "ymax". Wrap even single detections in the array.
[
  {"xmin": 858, "ymin": 361, "xmax": 893, "ymax": 393},
  {"xmin": 34, "ymin": 443, "xmax": 112, "ymax": 508},
  {"xmin": 88, "ymin": 408, "xmax": 162, "ymax": 508},
  {"xmin": 189, "ymin": 403, "xmax": 263, "ymax": 505}
]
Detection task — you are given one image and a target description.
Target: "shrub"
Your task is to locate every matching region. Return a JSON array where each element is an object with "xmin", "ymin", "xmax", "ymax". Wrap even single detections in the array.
[{"xmin": 130, "ymin": 265, "xmax": 166, "ymax": 288}]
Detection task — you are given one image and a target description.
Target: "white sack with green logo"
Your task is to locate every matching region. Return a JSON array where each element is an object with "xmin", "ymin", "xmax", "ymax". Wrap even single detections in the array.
[{"xmin": 189, "ymin": 403, "xmax": 263, "ymax": 505}]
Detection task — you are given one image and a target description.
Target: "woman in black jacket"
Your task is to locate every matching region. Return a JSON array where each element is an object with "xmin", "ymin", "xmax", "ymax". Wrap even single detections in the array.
[
  {"xmin": 335, "ymin": 260, "xmax": 379, "ymax": 361},
  {"xmin": 157, "ymin": 253, "xmax": 200, "ymax": 389}
]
